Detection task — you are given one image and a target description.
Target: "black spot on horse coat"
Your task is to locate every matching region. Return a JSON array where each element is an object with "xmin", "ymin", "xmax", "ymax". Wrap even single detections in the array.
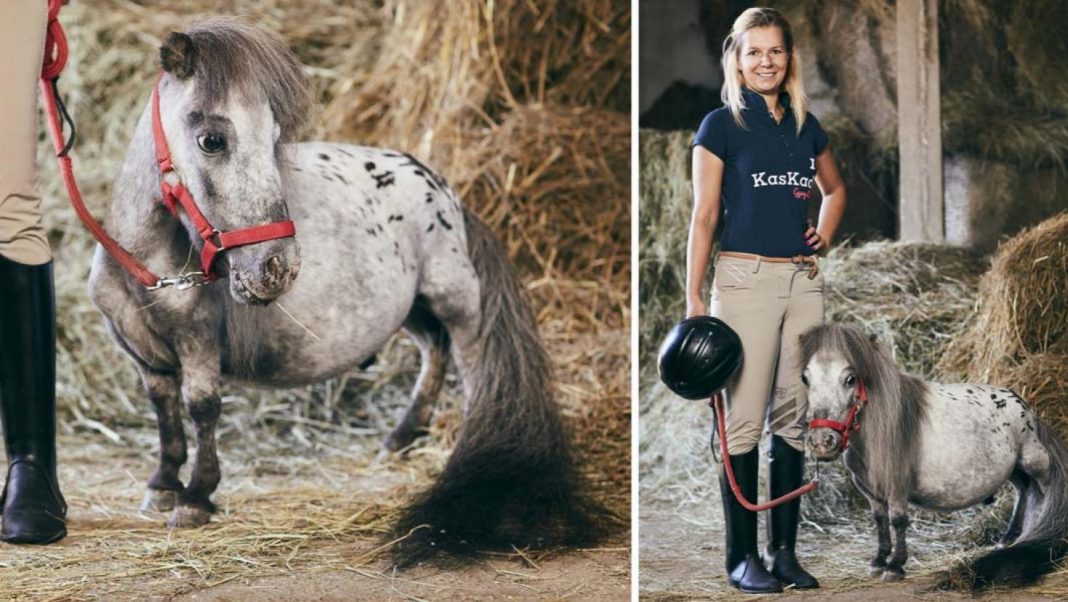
[{"xmin": 436, "ymin": 211, "xmax": 453, "ymax": 230}]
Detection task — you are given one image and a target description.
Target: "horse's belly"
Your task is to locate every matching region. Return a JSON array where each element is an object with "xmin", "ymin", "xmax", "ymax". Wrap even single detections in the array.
[
  {"xmin": 221, "ymin": 223, "xmax": 420, "ymax": 386},
  {"xmin": 910, "ymin": 467, "xmax": 1011, "ymax": 511},
  {"xmin": 910, "ymin": 391, "xmax": 1021, "ymax": 510}
]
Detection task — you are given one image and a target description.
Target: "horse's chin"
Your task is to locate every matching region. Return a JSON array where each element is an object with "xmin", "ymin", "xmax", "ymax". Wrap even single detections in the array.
[{"xmin": 229, "ymin": 272, "xmax": 280, "ymax": 306}]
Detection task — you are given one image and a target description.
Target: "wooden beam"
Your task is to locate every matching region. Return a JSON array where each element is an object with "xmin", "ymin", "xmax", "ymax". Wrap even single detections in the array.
[{"xmin": 896, "ymin": 0, "xmax": 944, "ymax": 241}]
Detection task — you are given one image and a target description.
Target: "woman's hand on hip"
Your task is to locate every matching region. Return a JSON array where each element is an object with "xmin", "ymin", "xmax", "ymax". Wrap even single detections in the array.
[{"xmin": 804, "ymin": 223, "xmax": 826, "ymax": 251}]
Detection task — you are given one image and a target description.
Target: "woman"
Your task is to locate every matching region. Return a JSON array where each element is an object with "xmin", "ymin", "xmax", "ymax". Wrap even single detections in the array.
[
  {"xmin": 686, "ymin": 7, "xmax": 846, "ymax": 594},
  {"xmin": 0, "ymin": 0, "xmax": 68, "ymax": 544}
]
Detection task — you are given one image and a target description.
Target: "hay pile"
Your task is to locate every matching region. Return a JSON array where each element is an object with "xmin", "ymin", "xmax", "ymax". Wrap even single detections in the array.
[
  {"xmin": 940, "ymin": 212, "xmax": 1068, "ymax": 436},
  {"xmin": 24, "ymin": 0, "xmax": 629, "ymax": 597},
  {"xmin": 822, "ymin": 241, "xmax": 987, "ymax": 378},
  {"xmin": 638, "ymin": 130, "xmax": 692, "ymax": 389}
]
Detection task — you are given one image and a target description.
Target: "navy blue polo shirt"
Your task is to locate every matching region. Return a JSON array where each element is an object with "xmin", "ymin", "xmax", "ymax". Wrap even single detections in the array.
[{"xmin": 693, "ymin": 88, "xmax": 829, "ymax": 257}]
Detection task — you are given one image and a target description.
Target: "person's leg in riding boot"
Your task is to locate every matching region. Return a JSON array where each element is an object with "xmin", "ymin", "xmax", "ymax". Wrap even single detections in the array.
[
  {"xmin": 762, "ymin": 266, "xmax": 825, "ymax": 587},
  {"xmin": 765, "ymin": 435, "xmax": 818, "ymax": 588},
  {"xmin": 719, "ymin": 444, "xmax": 781, "ymax": 593},
  {"xmin": 0, "ymin": 257, "xmax": 68, "ymax": 544},
  {"xmin": 0, "ymin": 0, "xmax": 67, "ymax": 544},
  {"xmin": 710, "ymin": 258, "xmax": 792, "ymax": 593}
]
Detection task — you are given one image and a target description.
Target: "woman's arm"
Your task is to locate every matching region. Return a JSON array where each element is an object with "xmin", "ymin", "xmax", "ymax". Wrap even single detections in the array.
[
  {"xmin": 809, "ymin": 147, "xmax": 846, "ymax": 252},
  {"xmin": 686, "ymin": 147, "xmax": 724, "ymax": 317}
]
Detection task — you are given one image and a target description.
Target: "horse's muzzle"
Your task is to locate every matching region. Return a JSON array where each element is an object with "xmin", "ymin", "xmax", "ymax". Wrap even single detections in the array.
[
  {"xmin": 227, "ymin": 240, "xmax": 301, "ymax": 304},
  {"xmin": 807, "ymin": 428, "xmax": 843, "ymax": 461}
]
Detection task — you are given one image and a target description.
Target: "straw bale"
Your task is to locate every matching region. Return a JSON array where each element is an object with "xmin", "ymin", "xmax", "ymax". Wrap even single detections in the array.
[
  {"xmin": 940, "ymin": 212, "xmax": 1068, "ymax": 435},
  {"xmin": 457, "ymin": 104, "xmax": 630, "ymax": 329},
  {"xmin": 638, "ymin": 129, "xmax": 693, "ymax": 388},
  {"xmin": 319, "ymin": 0, "xmax": 629, "ymax": 164}
]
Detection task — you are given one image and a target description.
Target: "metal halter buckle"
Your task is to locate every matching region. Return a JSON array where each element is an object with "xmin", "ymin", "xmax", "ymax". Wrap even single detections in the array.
[{"xmin": 148, "ymin": 271, "xmax": 208, "ymax": 291}]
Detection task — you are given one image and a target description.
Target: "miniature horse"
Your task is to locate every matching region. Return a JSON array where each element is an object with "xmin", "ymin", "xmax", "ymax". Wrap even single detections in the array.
[
  {"xmin": 800, "ymin": 323, "xmax": 1068, "ymax": 590},
  {"xmin": 88, "ymin": 18, "xmax": 606, "ymax": 565}
]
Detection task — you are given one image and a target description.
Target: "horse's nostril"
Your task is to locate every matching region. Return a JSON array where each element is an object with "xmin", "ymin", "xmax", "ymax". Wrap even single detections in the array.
[{"xmin": 265, "ymin": 256, "xmax": 285, "ymax": 280}]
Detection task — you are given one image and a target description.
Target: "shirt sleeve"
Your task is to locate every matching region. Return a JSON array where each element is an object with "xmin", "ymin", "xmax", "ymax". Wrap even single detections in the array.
[
  {"xmin": 692, "ymin": 109, "xmax": 728, "ymax": 160},
  {"xmin": 809, "ymin": 113, "xmax": 829, "ymax": 156}
]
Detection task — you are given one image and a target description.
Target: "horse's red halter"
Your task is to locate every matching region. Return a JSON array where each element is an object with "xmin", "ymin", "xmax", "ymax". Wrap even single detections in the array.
[
  {"xmin": 40, "ymin": 0, "xmax": 295, "ymax": 290},
  {"xmin": 150, "ymin": 75, "xmax": 296, "ymax": 285},
  {"xmin": 809, "ymin": 378, "xmax": 869, "ymax": 453}
]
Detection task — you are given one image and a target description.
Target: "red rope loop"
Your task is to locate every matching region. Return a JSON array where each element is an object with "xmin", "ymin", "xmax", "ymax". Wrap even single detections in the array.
[{"xmin": 41, "ymin": 0, "xmax": 67, "ymax": 80}]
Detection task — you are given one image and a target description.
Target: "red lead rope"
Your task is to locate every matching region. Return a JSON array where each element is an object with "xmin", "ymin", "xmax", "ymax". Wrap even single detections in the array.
[
  {"xmin": 41, "ymin": 0, "xmax": 66, "ymax": 79},
  {"xmin": 40, "ymin": 1, "xmax": 296, "ymax": 290},
  {"xmin": 711, "ymin": 393, "xmax": 819, "ymax": 512},
  {"xmin": 40, "ymin": 0, "xmax": 161, "ymax": 287}
]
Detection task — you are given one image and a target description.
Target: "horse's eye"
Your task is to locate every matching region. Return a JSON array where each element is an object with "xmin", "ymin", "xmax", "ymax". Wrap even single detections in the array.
[
  {"xmin": 197, "ymin": 133, "xmax": 227, "ymax": 155},
  {"xmin": 845, "ymin": 374, "xmax": 857, "ymax": 387},
  {"xmin": 800, "ymin": 373, "xmax": 809, "ymax": 387}
]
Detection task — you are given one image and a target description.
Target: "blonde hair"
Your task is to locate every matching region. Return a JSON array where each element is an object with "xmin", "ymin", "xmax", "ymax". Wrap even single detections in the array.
[{"xmin": 721, "ymin": 7, "xmax": 808, "ymax": 136}]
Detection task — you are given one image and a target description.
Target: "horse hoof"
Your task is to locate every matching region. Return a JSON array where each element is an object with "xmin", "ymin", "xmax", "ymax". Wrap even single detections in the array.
[
  {"xmin": 382, "ymin": 427, "xmax": 423, "ymax": 452},
  {"xmin": 868, "ymin": 565, "xmax": 885, "ymax": 578},
  {"xmin": 880, "ymin": 569, "xmax": 905, "ymax": 582},
  {"xmin": 141, "ymin": 489, "xmax": 180, "ymax": 512},
  {"xmin": 381, "ymin": 432, "xmax": 409, "ymax": 452},
  {"xmin": 167, "ymin": 505, "xmax": 212, "ymax": 529}
]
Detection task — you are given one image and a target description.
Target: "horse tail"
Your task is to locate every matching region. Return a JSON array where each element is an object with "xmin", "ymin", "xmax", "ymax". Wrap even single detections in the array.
[
  {"xmin": 940, "ymin": 420, "xmax": 1068, "ymax": 591},
  {"xmin": 388, "ymin": 208, "xmax": 614, "ymax": 566}
]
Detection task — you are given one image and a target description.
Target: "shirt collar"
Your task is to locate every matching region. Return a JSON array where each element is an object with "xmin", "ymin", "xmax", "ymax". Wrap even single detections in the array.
[{"xmin": 741, "ymin": 87, "xmax": 792, "ymax": 123}]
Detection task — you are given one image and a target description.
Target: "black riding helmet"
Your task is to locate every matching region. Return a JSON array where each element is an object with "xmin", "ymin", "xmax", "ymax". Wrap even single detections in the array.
[{"xmin": 657, "ymin": 316, "xmax": 743, "ymax": 400}]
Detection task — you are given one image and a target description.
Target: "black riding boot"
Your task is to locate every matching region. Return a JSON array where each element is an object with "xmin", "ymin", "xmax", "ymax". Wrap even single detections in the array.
[
  {"xmin": 765, "ymin": 435, "xmax": 818, "ymax": 589},
  {"xmin": 0, "ymin": 257, "xmax": 67, "ymax": 544},
  {"xmin": 721, "ymin": 447, "xmax": 782, "ymax": 593}
]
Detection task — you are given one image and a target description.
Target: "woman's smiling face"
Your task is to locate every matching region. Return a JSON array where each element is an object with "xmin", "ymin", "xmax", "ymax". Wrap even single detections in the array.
[{"xmin": 738, "ymin": 26, "xmax": 788, "ymax": 95}]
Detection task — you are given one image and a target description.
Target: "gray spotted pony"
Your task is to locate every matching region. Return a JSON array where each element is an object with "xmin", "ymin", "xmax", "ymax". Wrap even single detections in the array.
[
  {"xmin": 799, "ymin": 323, "xmax": 1068, "ymax": 590},
  {"xmin": 88, "ymin": 18, "xmax": 607, "ymax": 565}
]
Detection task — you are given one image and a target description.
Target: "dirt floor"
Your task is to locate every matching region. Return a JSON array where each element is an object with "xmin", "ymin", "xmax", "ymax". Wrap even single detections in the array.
[
  {"xmin": 639, "ymin": 501, "xmax": 1065, "ymax": 601},
  {"xmin": 0, "ymin": 428, "xmax": 629, "ymax": 601},
  {"xmin": 171, "ymin": 552, "xmax": 629, "ymax": 601}
]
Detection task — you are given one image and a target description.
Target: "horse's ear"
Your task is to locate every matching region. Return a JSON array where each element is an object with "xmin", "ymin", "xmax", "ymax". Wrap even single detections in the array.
[{"xmin": 160, "ymin": 32, "xmax": 196, "ymax": 79}]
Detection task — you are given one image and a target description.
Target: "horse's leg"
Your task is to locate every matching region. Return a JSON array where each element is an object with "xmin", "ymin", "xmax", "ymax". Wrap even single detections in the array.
[
  {"xmin": 852, "ymin": 476, "xmax": 890, "ymax": 577},
  {"xmin": 1000, "ymin": 469, "xmax": 1031, "ymax": 547},
  {"xmin": 140, "ymin": 369, "xmax": 187, "ymax": 512},
  {"xmin": 411, "ymin": 250, "xmax": 483, "ymax": 409},
  {"xmin": 168, "ymin": 352, "xmax": 222, "ymax": 529},
  {"xmin": 383, "ymin": 302, "xmax": 449, "ymax": 451},
  {"xmin": 882, "ymin": 501, "xmax": 910, "ymax": 581},
  {"xmin": 869, "ymin": 509, "xmax": 892, "ymax": 576}
]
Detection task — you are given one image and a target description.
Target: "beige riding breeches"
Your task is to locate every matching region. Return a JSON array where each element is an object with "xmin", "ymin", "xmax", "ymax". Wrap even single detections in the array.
[
  {"xmin": 0, "ymin": 1, "xmax": 51, "ymax": 265},
  {"xmin": 710, "ymin": 254, "xmax": 825, "ymax": 455}
]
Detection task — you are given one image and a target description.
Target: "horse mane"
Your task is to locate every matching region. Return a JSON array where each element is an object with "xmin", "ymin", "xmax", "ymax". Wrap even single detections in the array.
[
  {"xmin": 180, "ymin": 17, "xmax": 310, "ymax": 140},
  {"xmin": 799, "ymin": 323, "xmax": 929, "ymax": 500}
]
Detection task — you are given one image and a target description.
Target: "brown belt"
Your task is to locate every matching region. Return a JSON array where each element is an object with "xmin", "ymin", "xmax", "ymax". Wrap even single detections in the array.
[{"xmin": 718, "ymin": 250, "xmax": 820, "ymax": 279}]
